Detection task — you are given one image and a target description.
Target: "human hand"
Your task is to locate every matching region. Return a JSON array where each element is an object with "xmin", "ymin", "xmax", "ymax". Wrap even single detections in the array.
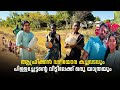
[
  {"xmin": 64, "ymin": 44, "xmax": 70, "ymax": 48},
  {"xmin": 69, "ymin": 43, "xmax": 77, "ymax": 48},
  {"xmin": 26, "ymin": 48, "xmax": 32, "ymax": 52}
]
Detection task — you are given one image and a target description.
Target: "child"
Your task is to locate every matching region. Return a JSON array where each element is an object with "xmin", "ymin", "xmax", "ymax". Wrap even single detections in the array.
[
  {"xmin": 2, "ymin": 36, "xmax": 5, "ymax": 45},
  {"xmin": 8, "ymin": 40, "xmax": 12, "ymax": 52}
]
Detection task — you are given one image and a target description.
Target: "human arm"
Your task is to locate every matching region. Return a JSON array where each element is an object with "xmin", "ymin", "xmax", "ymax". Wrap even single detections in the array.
[{"xmin": 16, "ymin": 31, "xmax": 32, "ymax": 52}]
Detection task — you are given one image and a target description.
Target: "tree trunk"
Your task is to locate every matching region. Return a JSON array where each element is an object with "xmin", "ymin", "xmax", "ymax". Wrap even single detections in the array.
[
  {"xmin": 65, "ymin": 20, "xmax": 68, "ymax": 29},
  {"xmin": 38, "ymin": 21, "xmax": 41, "ymax": 28}
]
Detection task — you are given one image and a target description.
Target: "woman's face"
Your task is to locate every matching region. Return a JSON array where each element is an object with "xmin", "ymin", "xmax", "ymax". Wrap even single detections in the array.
[
  {"xmin": 108, "ymin": 36, "xmax": 117, "ymax": 50},
  {"xmin": 23, "ymin": 23, "xmax": 30, "ymax": 32}
]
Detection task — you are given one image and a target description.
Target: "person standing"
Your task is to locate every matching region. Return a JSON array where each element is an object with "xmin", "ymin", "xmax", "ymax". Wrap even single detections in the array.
[
  {"xmin": 105, "ymin": 34, "xmax": 120, "ymax": 72},
  {"xmin": 16, "ymin": 20, "xmax": 35, "ymax": 60},
  {"xmin": 44, "ymin": 23, "xmax": 61, "ymax": 60},
  {"xmin": 64, "ymin": 21, "xmax": 84, "ymax": 60},
  {"xmin": 82, "ymin": 23, "xmax": 108, "ymax": 60},
  {"xmin": 13, "ymin": 25, "xmax": 21, "ymax": 36}
]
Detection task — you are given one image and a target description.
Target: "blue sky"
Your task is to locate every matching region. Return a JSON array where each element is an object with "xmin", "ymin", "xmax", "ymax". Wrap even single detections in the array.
[
  {"xmin": 92, "ymin": 11, "xmax": 114, "ymax": 21},
  {"xmin": 0, "ymin": 11, "xmax": 114, "ymax": 21}
]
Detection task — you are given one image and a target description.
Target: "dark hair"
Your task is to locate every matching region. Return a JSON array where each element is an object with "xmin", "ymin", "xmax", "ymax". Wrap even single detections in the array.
[
  {"xmin": 99, "ymin": 22, "xmax": 109, "ymax": 33},
  {"xmin": 100, "ymin": 23, "xmax": 108, "ymax": 29},
  {"xmin": 21, "ymin": 20, "xmax": 30, "ymax": 27},
  {"xmin": 21, "ymin": 28, "xmax": 23, "ymax": 30},
  {"xmin": 51, "ymin": 23, "xmax": 56, "ymax": 28},
  {"xmin": 74, "ymin": 21, "xmax": 80, "ymax": 26},
  {"xmin": 104, "ymin": 33, "xmax": 119, "ymax": 61},
  {"xmin": 16, "ymin": 24, "xmax": 19, "ymax": 29}
]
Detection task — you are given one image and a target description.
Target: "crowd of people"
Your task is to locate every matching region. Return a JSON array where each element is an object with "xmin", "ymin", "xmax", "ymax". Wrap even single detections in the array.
[
  {"xmin": 1, "ymin": 20, "xmax": 120, "ymax": 72},
  {"xmin": 2, "ymin": 36, "xmax": 19, "ymax": 56}
]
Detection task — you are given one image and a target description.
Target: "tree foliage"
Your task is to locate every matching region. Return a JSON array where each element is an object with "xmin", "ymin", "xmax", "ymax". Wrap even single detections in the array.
[
  {"xmin": 95, "ymin": 16, "xmax": 101, "ymax": 21},
  {"xmin": 114, "ymin": 11, "xmax": 120, "ymax": 24},
  {"xmin": 0, "ymin": 11, "xmax": 95, "ymax": 30}
]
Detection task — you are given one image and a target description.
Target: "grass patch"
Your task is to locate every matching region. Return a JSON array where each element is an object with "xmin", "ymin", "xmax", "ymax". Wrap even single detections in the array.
[{"xmin": 0, "ymin": 27, "xmax": 96, "ymax": 59}]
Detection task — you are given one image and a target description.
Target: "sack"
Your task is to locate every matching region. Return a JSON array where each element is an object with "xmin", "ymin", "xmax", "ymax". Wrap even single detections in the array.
[
  {"xmin": 28, "ymin": 37, "xmax": 38, "ymax": 50},
  {"xmin": 45, "ymin": 41, "xmax": 53, "ymax": 49},
  {"xmin": 65, "ymin": 37, "xmax": 77, "ymax": 45}
]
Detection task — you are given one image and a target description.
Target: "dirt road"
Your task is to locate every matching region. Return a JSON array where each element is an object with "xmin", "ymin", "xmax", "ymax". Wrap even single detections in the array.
[
  {"xmin": 0, "ymin": 34, "xmax": 59, "ymax": 80},
  {"xmin": 0, "ymin": 34, "xmax": 30, "ymax": 80},
  {"xmin": 0, "ymin": 35, "xmax": 44, "ymax": 80}
]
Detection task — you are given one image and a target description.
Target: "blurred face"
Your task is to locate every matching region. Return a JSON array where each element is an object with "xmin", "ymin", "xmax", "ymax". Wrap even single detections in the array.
[
  {"xmin": 98, "ymin": 25, "xmax": 108, "ymax": 40},
  {"xmin": 23, "ymin": 23, "xmax": 30, "ymax": 32},
  {"xmin": 108, "ymin": 36, "xmax": 117, "ymax": 50},
  {"xmin": 73, "ymin": 23, "xmax": 80, "ymax": 33},
  {"xmin": 51, "ymin": 25, "xmax": 56, "ymax": 32}
]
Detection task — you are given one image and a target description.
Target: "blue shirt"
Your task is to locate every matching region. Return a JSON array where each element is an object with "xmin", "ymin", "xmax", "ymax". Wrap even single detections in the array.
[{"xmin": 84, "ymin": 36, "xmax": 107, "ymax": 60}]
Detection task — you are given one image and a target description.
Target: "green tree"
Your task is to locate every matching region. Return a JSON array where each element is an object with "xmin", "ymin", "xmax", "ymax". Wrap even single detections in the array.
[
  {"xmin": 72, "ymin": 11, "xmax": 91, "ymax": 22},
  {"xmin": 0, "ymin": 11, "xmax": 96, "ymax": 30},
  {"xmin": 84, "ymin": 13, "xmax": 95, "ymax": 21},
  {"xmin": 95, "ymin": 16, "xmax": 101, "ymax": 21},
  {"xmin": 103, "ymin": 19, "xmax": 111, "ymax": 23},
  {"xmin": 114, "ymin": 11, "xmax": 120, "ymax": 24}
]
